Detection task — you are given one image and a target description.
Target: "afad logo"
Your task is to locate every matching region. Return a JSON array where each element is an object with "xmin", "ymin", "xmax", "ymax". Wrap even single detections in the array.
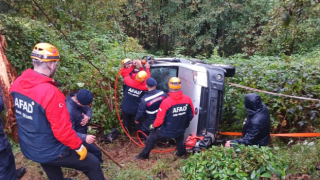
[
  {"xmin": 172, "ymin": 104, "xmax": 188, "ymax": 116},
  {"xmin": 128, "ymin": 88, "xmax": 142, "ymax": 97},
  {"xmin": 15, "ymin": 98, "xmax": 34, "ymax": 113}
]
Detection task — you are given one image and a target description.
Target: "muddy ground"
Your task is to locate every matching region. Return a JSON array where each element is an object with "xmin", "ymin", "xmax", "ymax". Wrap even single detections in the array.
[{"xmin": 14, "ymin": 135, "xmax": 185, "ymax": 180}]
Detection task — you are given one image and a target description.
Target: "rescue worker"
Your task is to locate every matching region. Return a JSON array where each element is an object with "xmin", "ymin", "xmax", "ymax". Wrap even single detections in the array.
[
  {"xmin": 10, "ymin": 43, "xmax": 105, "ymax": 180},
  {"xmin": 121, "ymin": 59, "xmax": 151, "ymax": 133},
  {"xmin": 121, "ymin": 58, "xmax": 145, "ymax": 99},
  {"xmin": 134, "ymin": 77, "xmax": 168, "ymax": 138},
  {"xmin": 0, "ymin": 88, "xmax": 26, "ymax": 180},
  {"xmin": 135, "ymin": 77, "xmax": 195, "ymax": 159},
  {"xmin": 66, "ymin": 89, "xmax": 103, "ymax": 163},
  {"xmin": 225, "ymin": 93, "xmax": 270, "ymax": 147}
]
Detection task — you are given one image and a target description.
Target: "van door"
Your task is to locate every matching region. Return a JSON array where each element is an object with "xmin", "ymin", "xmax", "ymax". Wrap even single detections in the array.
[
  {"xmin": 178, "ymin": 67, "xmax": 203, "ymax": 140},
  {"xmin": 151, "ymin": 65, "xmax": 207, "ymax": 140}
]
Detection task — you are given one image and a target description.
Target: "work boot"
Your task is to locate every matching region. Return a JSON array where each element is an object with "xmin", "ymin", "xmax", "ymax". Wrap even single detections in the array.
[
  {"xmin": 134, "ymin": 155, "xmax": 148, "ymax": 160},
  {"xmin": 16, "ymin": 167, "xmax": 26, "ymax": 179},
  {"xmin": 174, "ymin": 151, "xmax": 185, "ymax": 158}
]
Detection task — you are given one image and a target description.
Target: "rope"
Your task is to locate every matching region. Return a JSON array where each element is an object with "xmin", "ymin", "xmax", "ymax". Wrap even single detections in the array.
[
  {"xmin": 227, "ymin": 82, "xmax": 320, "ymax": 102},
  {"xmin": 32, "ymin": 0, "xmax": 108, "ymax": 80}
]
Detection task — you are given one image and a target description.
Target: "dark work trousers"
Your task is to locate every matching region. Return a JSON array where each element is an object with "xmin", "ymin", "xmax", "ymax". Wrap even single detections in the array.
[
  {"xmin": 138, "ymin": 129, "xmax": 186, "ymax": 159},
  {"xmin": 139, "ymin": 126, "xmax": 150, "ymax": 140},
  {"xmin": 122, "ymin": 111, "xmax": 141, "ymax": 133},
  {"xmin": 40, "ymin": 148, "xmax": 105, "ymax": 180},
  {"xmin": 83, "ymin": 142, "xmax": 103, "ymax": 163},
  {"xmin": 0, "ymin": 145, "xmax": 18, "ymax": 180}
]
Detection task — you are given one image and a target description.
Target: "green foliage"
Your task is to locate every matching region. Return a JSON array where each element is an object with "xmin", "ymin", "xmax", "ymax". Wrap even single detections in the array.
[
  {"xmin": 3, "ymin": 0, "xmax": 126, "ymax": 32},
  {"xmin": 3, "ymin": 0, "xmax": 320, "ymax": 57},
  {"xmin": 205, "ymin": 50, "xmax": 320, "ymax": 133},
  {"xmin": 0, "ymin": 14, "xmax": 54, "ymax": 72},
  {"xmin": 280, "ymin": 139, "xmax": 320, "ymax": 177},
  {"xmin": 181, "ymin": 145, "xmax": 288, "ymax": 180},
  {"xmin": 256, "ymin": 0, "xmax": 320, "ymax": 56},
  {"xmin": 122, "ymin": 0, "xmax": 320, "ymax": 57},
  {"xmin": 0, "ymin": 12, "xmax": 146, "ymax": 133}
]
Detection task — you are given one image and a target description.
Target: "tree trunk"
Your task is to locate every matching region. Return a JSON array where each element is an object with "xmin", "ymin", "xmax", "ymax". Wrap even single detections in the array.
[{"xmin": 0, "ymin": 32, "xmax": 19, "ymax": 142}]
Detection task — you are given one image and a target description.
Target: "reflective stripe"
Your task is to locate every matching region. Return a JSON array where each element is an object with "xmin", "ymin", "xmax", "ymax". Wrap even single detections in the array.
[
  {"xmin": 146, "ymin": 109, "xmax": 159, "ymax": 114},
  {"xmin": 31, "ymin": 53, "xmax": 60, "ymax": 59},
  {"xmin": 145, "ymin": 91, "xmax": 164, "ymax": 101}
]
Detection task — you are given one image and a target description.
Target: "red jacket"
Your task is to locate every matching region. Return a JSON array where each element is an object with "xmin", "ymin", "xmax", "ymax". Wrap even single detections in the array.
[
  {"xmin": 154, "ymin": 91, "xmax": 195, "ymax": 138},
  {"xmin": 130, "ymin": 67, "xmax": 144, "ymax": 79},
  {"xmin": 121, "ymin": 66, "xmax": 150, "ymax": 90},
  {"xmin": 120, "ymin": 67, "xmax": 151, "ymax": 114},
  {"xmin": 10, "ymin": 69, "xmax": 82, "ymax": 163}
]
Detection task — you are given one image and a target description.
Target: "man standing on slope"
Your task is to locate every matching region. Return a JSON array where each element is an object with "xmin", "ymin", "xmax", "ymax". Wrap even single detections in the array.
[
  {"xmin": 10, "ymin": 43, "xmax": 105, "ymax": 180},
  {"xmin": 135, "ymin": 77, "xmax": 195, "ymax": 159},
  {"xmin": 134, "ymin": 77, "xmax": 167, "ymax": 138},
  {"xmin": 121, "ymin": 59, "xmax": 151, "ymax": 133}
]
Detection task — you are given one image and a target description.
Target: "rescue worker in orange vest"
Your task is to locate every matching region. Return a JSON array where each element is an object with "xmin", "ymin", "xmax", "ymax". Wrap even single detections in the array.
[
  {"xmin": 121, "ymin": 59, "xmax": 151, "ymax": 133},
  {"xmin": 135, "ymin": 77, "xmax": 195, "ymax": 159},
  {"xmin": 10, "ymin": 43, "xmax": 106, "ymax": 180}
]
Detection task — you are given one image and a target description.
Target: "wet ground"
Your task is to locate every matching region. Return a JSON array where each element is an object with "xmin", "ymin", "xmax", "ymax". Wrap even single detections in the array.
[{"xmin": 15, "ymin": 135, "xmax": 184, "ymax": 180}]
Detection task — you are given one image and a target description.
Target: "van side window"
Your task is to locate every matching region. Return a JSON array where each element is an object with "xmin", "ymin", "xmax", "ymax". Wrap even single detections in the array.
[{"xmin": 150, "ymin": 67, "xmax": 178, "ymax": 93}]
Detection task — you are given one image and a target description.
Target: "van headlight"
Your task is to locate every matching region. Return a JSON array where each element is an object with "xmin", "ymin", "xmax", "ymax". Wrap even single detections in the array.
[
  {"xmin": 216, "ymin": 74, "xmax": 223, "ymax": 81},
  {"xmin": 193, "ymin": 71, "xmax": 207, "ymax": 87}
]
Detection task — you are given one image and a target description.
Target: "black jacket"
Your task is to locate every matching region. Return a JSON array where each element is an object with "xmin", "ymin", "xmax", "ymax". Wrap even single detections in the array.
[
  {"xmin": 231, "ymin": 93, "xmax": 270, "ymax": 146},
  {"xmin": 134, "ymin": 89, "xmax": 168, "ymax": 130},
  {"xmin": 0, "ymin": 88, "xmax": 10, "ymax": 151},
  {"xmin": 66, "ymin": 93, "xmax": 92, "ymax": 136}
]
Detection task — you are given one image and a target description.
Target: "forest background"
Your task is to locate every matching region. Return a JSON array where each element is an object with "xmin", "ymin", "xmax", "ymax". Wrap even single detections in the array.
[{"xmin": 1, "ymin": 0, "xmax": 320, "ymax": 179}]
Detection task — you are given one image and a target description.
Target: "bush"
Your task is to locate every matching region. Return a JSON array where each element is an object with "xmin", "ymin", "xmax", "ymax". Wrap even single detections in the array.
[
  {"xmin": 181, "ymin": 145, "xmax": 288, "ymax": 180},
  {"xmin": 205, "ymin": 50, "xmax": 320, "ymax": 133},
  {"xmin": 279, "ymin": 139, "xmax": 320, "ymax": 178},
  {"xmin": 0, "ymin": 14, "xmax": 147, "ymax": 134}
]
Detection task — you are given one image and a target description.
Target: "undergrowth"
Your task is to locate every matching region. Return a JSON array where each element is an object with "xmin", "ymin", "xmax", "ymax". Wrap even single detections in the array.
[
  {"xmin": 205, "ymin": 50, "xmax": 320, "ymax": 133},
  {"xmin": 181, "ymin": 139, "xmax": 320, "ymax": 180}
]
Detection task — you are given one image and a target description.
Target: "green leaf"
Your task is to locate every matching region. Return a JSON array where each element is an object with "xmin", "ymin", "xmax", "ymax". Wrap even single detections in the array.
[
  {"xmin": 250, "ymin": 170, "xmax": 256, "ymax": 179},
  {"xmin": 56, "ymin": 23, "xmax": 61, "ymax": 31},
  {"xmin": 261, "ymin": 172, "xmax": 271, "ymax": 178}
]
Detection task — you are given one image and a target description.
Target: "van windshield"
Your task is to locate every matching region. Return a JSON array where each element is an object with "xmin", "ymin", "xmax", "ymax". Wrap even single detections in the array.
[{"xmin": 150, "ymin": 66, "xmax": 178, "ymax": 93}]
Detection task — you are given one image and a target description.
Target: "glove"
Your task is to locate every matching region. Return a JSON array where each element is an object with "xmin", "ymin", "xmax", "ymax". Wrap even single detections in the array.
[
  {"xmin": 149, "ymin": 124, "xmax": 155, "ymax": 131},
  {"xmin": 75, "ymin": 144, "xmax": 87, "ymax": 160}
]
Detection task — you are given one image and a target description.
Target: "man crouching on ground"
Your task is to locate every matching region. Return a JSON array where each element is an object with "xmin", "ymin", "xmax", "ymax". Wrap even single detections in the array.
[
  {"xmin": 225, "ymin": 93, "xmax": 270, "ymax": 148},
  {"xmin": 135, "ymin": 77, "xmax": 195, "ymax": 159},
  {"xmin": 66, "ymin": 89, "xmax": 103, "ymax": 163}
]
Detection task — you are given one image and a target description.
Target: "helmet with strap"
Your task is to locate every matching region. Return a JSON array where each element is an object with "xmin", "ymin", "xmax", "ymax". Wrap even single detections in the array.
[{"xmin": 31, "ymin": 43, "xmax": 59, "ymax": 62}]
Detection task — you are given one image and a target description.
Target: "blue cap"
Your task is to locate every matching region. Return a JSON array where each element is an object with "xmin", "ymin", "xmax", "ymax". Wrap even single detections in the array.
[
  {"xmin": 77, "ymin": 89, "xmax": 93, "ymax": 106},
  {"xmin": 146, "ymin": 78, "xmax": 157, "ymax": 87}
]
